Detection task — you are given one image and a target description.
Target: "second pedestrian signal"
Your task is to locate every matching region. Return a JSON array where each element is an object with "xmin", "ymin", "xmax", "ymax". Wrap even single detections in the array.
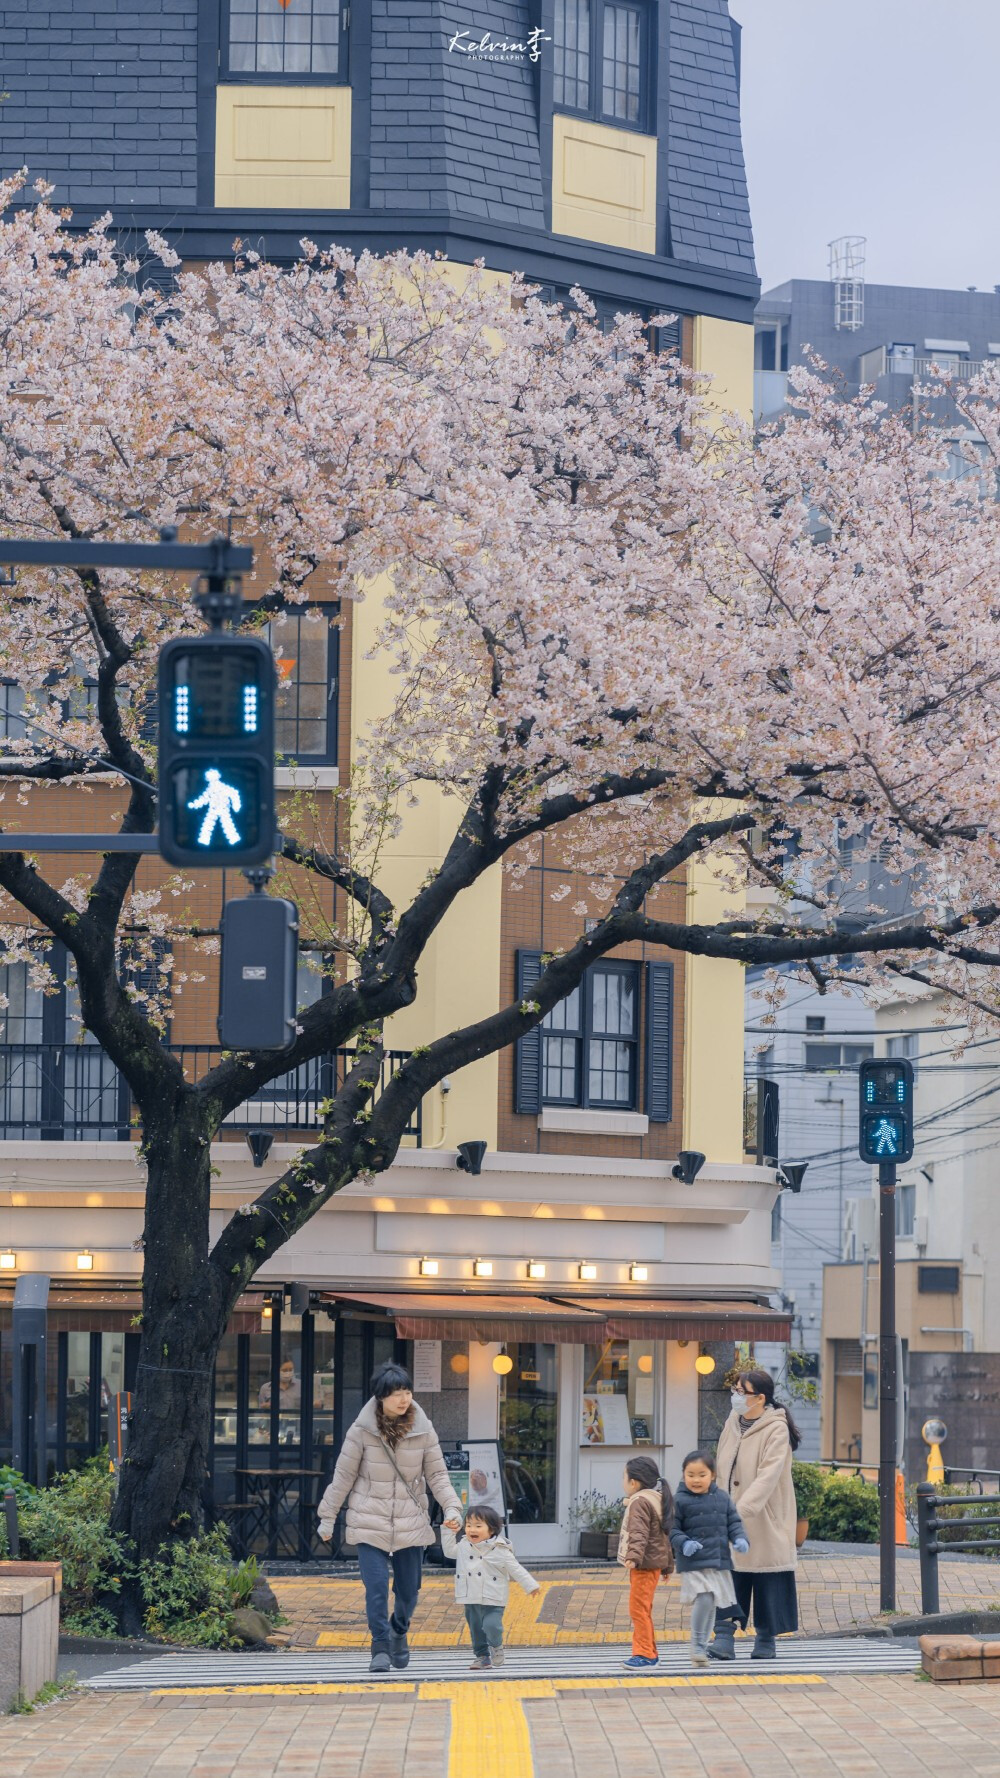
[{"xmin": 157, "ymin": 635, "xmax": 276, "ymax": 867}]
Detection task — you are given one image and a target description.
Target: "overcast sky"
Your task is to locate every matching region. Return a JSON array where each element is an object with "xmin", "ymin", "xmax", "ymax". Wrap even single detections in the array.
[{"xmin": 732, "ymin": 0, "xmax": 1000, "ymax": 295}]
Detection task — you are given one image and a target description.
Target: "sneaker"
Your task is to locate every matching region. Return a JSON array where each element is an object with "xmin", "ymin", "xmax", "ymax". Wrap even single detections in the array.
[
  {"xmin": 488, "ymin": 1646, "xmax": 505, "ymax": 1667},
  {"xmin": 469, "ymin": 1655, "xmax": 492, "ymax": 1670},
  {"xmin": 622, "ymin": 1654, "xmax": 658, "ymax": 1669},
  {"xmin": 689, "ymin": 1649, "xmax": 709, "ymax": 1668}
]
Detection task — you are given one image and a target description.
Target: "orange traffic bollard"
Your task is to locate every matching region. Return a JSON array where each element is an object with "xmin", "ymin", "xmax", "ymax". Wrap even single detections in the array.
[{"xmin": 895, "ymin": 1469, "xmax": 908, "ymax": 1545}]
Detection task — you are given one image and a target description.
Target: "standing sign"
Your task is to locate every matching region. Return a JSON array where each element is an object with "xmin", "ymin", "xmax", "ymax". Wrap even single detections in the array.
[
  {"xmin": 110, "ymin": 1392, "xmax": 131, "ymax": 1475},
  {"xmin": 461, "ymin": 1440, "xmax": 507, "ymax": 1526},
  {"xmin": 412, "ymin": 1341, "xmax": 442, "ymax": 1395}
]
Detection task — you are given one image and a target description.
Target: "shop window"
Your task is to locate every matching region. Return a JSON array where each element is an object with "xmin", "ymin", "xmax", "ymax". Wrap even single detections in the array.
[
  {"xmin": 223, "ymin": 0, "xmax": 347, "ymax": 81},
  {"xmin": 515, "ymin": 952, "xmax": 672, "ymax": 1119},
  {"xmin": 582, "ymin": 1340, "xmax": 655, "ymax": 1445},
  {"xmin": 553, "ymin": 0, "xmax": 652, "ymax": 131},
  {"xmin": 697, "ymin": 1342, "xmax": 733, "ymax": 1448},
  {"xmin": 498, "ymin": 1341, "xmax": 558, "ymax": 1523}
]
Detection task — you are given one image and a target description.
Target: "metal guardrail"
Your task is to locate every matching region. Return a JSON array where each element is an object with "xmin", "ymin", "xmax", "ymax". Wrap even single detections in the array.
[
  {"xmin": 0, "ymin": 1043, "xmax": 422, "ymax": 1144},
  {"xmin": 916, "ymin": 1481, "xmax": 1000, "ymax": 1614},
  {"xmin": 943, "ymin": 1467, "xmax": 1000, "ymax": 1494}
]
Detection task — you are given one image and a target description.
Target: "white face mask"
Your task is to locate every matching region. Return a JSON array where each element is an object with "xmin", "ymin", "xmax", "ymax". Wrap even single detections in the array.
[{"xmin": 732, "ymin": 1391, "xmax": 748, "ymax": 1413}]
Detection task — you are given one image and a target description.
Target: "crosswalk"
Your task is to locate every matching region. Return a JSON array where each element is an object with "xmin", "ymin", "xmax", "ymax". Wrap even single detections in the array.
[{"xmin": 84, "ymin": 1637, "xmax": 919, "ymax": 1691}]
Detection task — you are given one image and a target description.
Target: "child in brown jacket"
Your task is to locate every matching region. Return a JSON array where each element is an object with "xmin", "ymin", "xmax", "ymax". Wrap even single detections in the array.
[{"xmin": 618, "ymin": 1454, "xmax": 675, "ymax": 1669}]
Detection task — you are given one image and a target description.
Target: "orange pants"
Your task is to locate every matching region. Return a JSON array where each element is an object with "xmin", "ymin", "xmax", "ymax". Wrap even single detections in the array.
[{"xmin": 628, "ymin": 1568, "xmax": 660, "ymax": 1658}]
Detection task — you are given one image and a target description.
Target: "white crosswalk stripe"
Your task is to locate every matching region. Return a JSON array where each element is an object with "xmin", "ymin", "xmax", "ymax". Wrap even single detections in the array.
[{"xmin": 84, "ymin": 1638, "xmax": 920, "ymax": 1690}]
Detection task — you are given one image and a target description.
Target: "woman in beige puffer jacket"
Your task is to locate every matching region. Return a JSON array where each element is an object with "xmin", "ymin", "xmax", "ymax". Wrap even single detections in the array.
[
  {"xmin": 709, "ymin": 1368, "xmax": 800, "ymax": 1662},
  {"xmin": 317, "ymin": 1361, "xmax": 462, "ymax": 1674}
]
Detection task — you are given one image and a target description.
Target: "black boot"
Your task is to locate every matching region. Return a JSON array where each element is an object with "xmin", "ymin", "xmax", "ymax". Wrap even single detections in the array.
[
  {"xmin": 369, "ymin": 1640, "xmax": 391, "ymax": 1674},
  {"xmin": 751, "ymin": 1635, "xmax": 776, "ymax": 1660},
  {"xmin": 707, "ymin": 1613, "xmax": 737, "ymax": 1662},
  {"xmin": 388, "ymin": 1629, "xmax": 410, "ymax": 1670}
]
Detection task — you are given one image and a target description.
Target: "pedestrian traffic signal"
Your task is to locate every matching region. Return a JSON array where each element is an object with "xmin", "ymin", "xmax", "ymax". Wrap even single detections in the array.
[
  {"xmin": 157, "ymin": 636, "xmax": 276, "ymax": 866},
  {"xmin": 858, "ymin": 1058, "xmax": 914, "ymax": 1164}
]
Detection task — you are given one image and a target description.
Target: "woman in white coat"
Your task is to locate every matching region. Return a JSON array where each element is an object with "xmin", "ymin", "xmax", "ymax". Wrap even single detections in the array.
[{"xmin": 709, "ymin": 1368, "xmax": 801, "ymax": 1661}]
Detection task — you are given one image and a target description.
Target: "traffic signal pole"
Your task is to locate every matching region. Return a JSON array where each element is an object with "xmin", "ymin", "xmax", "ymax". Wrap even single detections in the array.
[{"xmin": 878, "ymin": 1155, "xmax": 897, "ymax": 1614}]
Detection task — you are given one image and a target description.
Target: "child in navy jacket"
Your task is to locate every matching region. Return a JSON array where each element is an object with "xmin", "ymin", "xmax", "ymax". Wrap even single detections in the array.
[{"xmin": 670, "ymin": 1450, "xmax": 748, "ymax": 1665}]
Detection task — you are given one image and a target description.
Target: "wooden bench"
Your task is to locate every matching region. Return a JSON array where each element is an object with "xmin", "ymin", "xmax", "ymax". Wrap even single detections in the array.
[{"xmin": 920, "ymin": 1634, "xmax": 1000, "ymax": 1681}]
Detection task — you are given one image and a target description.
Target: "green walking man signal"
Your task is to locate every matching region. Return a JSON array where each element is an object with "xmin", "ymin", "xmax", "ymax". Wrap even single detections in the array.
[
  {"xmin": 858, "ymin": 1058, "xmax": 914, "ymax": 1164},
  {"xmin": 157, "ymin": 635, "xmax": 277, "ymax": 867}
]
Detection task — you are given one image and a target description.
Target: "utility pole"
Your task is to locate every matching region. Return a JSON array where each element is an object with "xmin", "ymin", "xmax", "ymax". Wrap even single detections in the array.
[
  {"xmin": 858, "ymin": 1058, "xmax": 914, "ymax": 1616},
  {"xmin": 878, "ymin": 1154, "xmax": 897, "ymax": 1613}
]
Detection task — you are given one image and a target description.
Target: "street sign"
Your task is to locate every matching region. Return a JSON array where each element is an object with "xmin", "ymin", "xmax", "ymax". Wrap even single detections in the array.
[
  {"xmin": 157, "ymin": 635, "xmax": 276, "ymax": 866},
  {"xmin": 858, "ymin": 1058, "xmax": 914, "ymax": 1164},
  {"xmin": 218, "ymin": 894, "xmax": 298, "ymax": 1050}
]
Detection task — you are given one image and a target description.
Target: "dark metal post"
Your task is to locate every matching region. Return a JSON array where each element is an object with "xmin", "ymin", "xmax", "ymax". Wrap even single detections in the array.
[
  {"xmin": 3, "ymin": 1487, "xmax": 19, "ymax": 1558},
  {"xmin": 916, "ymin": 1482, "xmax": 940, "ymax": 1614},
  {"xmin": 879, "ymin": 1156, "xmax": 897, "ymax": 1613}
]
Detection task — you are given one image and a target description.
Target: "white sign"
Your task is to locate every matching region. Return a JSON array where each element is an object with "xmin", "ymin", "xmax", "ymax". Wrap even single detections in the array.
[
  {"xmin": 463, "ymin": 1440, "xmax": 507, "ymax": 1523},
  {"xmin": 581, "ymin": 1391, "xmax": 633, "ymax": 1447},
  {"xmin": 413, "ymin": 1340, "xmax": 442, "ymax": 1394}
]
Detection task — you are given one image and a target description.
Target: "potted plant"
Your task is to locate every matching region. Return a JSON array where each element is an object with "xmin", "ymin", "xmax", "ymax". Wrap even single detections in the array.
[
  {"xmin": 791, "ymin": 1461, "xmax": 826, "ymax": 1547},
  {"xmin": 566, "ymin": 1490, "xmax": 624, "ymax": 1559}
]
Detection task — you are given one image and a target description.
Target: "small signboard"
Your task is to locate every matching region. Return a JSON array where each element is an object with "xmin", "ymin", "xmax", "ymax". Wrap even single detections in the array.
[
  {"xmin": 461, "ymin": 1439, "xmax": 508, "ymax": 1527},
  {"xmin": 110, "ymin": 1392, "xmax": 132, "ymax": 1474},
  {"xmin": 413, "ymin": 1340, "xmax": 442, "ymax": 1394}
]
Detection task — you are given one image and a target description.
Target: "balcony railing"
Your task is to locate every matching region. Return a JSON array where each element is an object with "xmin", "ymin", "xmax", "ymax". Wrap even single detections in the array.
[
  {"xmin": 0, "ymin": 1044, "xmax": 422, "ymax": 1145},
  {"xmin": 859, "ymin": 347, "xmax": 990, "ymax": 382}
]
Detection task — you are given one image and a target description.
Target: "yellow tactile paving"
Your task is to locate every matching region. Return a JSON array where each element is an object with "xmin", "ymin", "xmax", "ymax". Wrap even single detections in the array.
[{"xmin": 150, "ymin": 1673, "xmax": 826, "ymax": 1778}]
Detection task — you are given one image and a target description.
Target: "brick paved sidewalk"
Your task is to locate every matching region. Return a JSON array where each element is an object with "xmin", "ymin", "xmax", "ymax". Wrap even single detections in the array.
[
  {"xmin": 270, "ymin": 1549, "xmax": 1000, "ymax": 1649},
  {"xmin": 5, "ymin": 1673, "xmax": 1000, "ymax": 1777}
]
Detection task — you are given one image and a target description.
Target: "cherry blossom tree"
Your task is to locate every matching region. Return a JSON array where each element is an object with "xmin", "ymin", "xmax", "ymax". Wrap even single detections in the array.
[{"xmin": 3, "ymin": 178, "xmax": 1000, "ymax": 1619}]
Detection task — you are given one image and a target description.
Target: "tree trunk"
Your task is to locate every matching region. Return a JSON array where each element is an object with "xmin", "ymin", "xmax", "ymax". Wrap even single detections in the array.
[{"xmin": 108, "ymin": 1114, "xmax": 229, "ymax": 1633}]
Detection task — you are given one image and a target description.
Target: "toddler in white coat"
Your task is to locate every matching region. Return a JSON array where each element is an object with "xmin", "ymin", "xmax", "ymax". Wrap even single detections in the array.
[{"xmin": 441, "ymin": 1505, "xmax": 539, "ymax": 1669}]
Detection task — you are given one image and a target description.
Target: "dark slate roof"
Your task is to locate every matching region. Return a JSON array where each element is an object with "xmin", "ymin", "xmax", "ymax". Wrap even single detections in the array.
[{"xmin": 666, "ymin": 0, "xmax": 756, "ymax": 276}]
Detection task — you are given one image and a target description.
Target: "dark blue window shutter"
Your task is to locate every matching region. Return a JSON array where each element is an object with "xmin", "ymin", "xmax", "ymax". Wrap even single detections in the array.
[
  {"xmin": 514, "ymin": 949, "xmax": 544, "ymax": 1115},
  {"xmin": 645, "ymin": 960, "xmax": 673, "ymax": 1123}
]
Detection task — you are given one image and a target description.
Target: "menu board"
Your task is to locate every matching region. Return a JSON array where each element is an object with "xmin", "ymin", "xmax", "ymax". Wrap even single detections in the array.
[
  {"xmin": 581, "ymin": 1391, "xmax": 633, "ymax": 1446},
  {"xmin": 461, "ymin": 1439, "xmax": 508, "ymax": 1525}
]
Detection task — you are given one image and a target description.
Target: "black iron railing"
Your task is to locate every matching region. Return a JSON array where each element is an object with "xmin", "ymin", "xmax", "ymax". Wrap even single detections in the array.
[
  {"xmin": 0, "ymin": 1043, "xmax": 421, "ymax": 1144},
  {"xmin": 916, "ymin": 1482, "xmax": 1000, "ymax": 1614}
]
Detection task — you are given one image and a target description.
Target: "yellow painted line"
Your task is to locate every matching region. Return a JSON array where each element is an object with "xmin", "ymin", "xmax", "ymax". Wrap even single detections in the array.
[{"xmin": 150, "ymin": 1683, "xmax": 417, "ymax": 1696}]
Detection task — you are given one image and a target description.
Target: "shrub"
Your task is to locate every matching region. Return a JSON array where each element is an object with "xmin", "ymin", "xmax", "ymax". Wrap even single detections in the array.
[
  {"xmin": 13, "ymin": 1455, "xmax": 129, "ymax": 1631},
  {"xmin": 566, "ymin": 1490, "xmax": 624, "ymax": 1534},
  {"xmin": 138, "ymin": 1525, "xmax": 266, "ymax": 1648},
  {"xmin": 810, "ymin": 1471, "xmax": 880, "ymax": 1543},
  {"xmin": 791, "ymin": 1461, "xmax": 826, "ymax": 1524}
]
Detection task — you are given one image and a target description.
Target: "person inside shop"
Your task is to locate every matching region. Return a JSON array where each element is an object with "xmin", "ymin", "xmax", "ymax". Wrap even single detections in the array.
[
  {"xmin": 258, "ymin": 1357, "xmax": 301, "ymax": 1410},
  {"xmin": 710, "ymin": 1367, "xmax": 801, "ymax": 1661},
  {"xmin": 316, "ymin": 1360, "xmax": 463, "ymax": 1674}
]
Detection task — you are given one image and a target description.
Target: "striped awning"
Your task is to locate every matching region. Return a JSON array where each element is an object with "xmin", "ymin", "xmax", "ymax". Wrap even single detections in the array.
[
  {"xmin": 555, "ymin": 1297, "xmax": 792, "ymax": 1342},
  {"xmin": 322, "ymin": 1291, "xmax": 788, "ymax": 1344},
  {"xmin": 323, "ymin": 1291, "xmax": 604, "ymax": 1344}
]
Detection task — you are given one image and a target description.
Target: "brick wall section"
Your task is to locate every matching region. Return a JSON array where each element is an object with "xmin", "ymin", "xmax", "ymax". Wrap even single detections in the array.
[
  {"xmin": 497, "ymin": 841, "xmax": 687, "ymax": 1160},
  {"xmin": 667, "ymin": 0, "xmax": 755, "ymax": 276},
  {"xmin": 369, "ymin": 0, "xmax": 545, "ymax": 227},
  {"xmin": 0, "ymin": 0, "xmax": 199, "ymax": 206}
]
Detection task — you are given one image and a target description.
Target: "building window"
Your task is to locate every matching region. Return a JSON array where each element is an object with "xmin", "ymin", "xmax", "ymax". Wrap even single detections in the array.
[
  {"xmin": 771, "ymin": 1193, "xmax": 782, "ymax": 1243},
  {"xmin": 804, "ymin": 1042, "xmax": 874, "ymax": 1073},
  {"xmin": 583, "ymin": 1339, "xmax": 656, "ymax": 1444},
  {"xmin": 896, "ymin": 1183, "xmax": 915, "ymax": 1239},
  {"xmin": 539, "ymin": 964, "xmax": 638, "ymax": 1108},
  {"xmin": 805, "ymin": 1015, "xmax": 825, "ymax": 1033},
  {"xmin": 553, "ymin": 0, "xmax": 652, "ymax": 130},
  {"xmin": 515, "ymin": 952, "xmax": 672, "ymax": 1119},
  {"xmin": 257, "ymin": 608, "xmax": 339, "ymax": 764},
  {"xmin": 224, "ymin": 0, "xmax": 347, "ymax": 81},
  {"xmin": 886, "ymin": 1033, "xmax": 918, "ymax": 1076}
]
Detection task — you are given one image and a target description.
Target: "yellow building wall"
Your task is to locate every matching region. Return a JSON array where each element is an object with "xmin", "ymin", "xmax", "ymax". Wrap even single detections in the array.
[
  {"xmin": 682, "ymin": 317, "xmax": 755, "ymax": 1163},
  {"xmin": 215, "ymin": 85, "xmax": 351, "ymax": 208},
  {"xmin": 551, "ymin": 116, "xmax": 657, "ymax": 254}
]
